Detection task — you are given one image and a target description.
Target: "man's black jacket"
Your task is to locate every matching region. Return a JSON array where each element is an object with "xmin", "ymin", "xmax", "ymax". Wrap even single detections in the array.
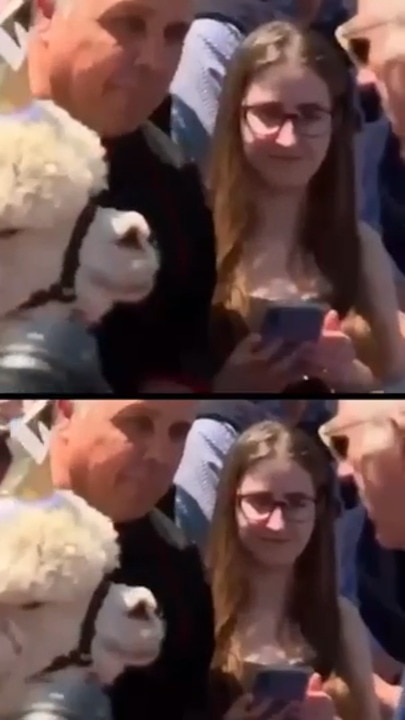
[
  {"xmin": 109, "ymin": 509, "xmax": 214, "ymax": 720},
  {"xmin": 94, "ymin": 123, "xmax": 216, "ymax": 393}
]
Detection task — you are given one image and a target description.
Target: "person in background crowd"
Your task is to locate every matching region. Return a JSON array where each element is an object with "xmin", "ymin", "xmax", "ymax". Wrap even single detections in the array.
[
  {"xmin": 171, "ymin": 0, "xmax": 344, "ymax": 175},
  {"xmin": 28, "ymin": 0, "xmax": 216, "ymax": 393},
  {"xmin": 50, "ymin": 399, "xmax": 214, "ymax": 720},
  {"xmin": 207, "ymin": 21, "xmax": 405, "ymax": 392},
  {"xmin": 207, "ymin": 420, "xmax": 379, "ymax": 720}
]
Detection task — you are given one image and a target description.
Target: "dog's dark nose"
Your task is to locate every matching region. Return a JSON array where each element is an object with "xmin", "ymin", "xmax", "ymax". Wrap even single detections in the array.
[
  {"xmin": 117, "ymin": 229, "xmax": 141, "ymax": 249},
  {"xmin": 128, "ymin": 600, "xmax": 151, "ymax": 621}
]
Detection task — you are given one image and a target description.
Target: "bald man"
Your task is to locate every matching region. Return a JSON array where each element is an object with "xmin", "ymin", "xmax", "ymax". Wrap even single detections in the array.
[
  {"xmin": 51, "ymin": 400, "xmax": 214, "ymax": 720},
  {"xmin": 338, "ymin": 0, "xmax": 405, "ymax": 153}
]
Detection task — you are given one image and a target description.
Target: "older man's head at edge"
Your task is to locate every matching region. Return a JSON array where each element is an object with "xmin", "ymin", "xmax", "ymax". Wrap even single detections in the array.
[
  {"xmin": 324, "ymin": 399, "xmax": 405, "ymax": 550},
  {"xmin": 339, "ymin": 0, "xmax": 405, "ymax": 154}
]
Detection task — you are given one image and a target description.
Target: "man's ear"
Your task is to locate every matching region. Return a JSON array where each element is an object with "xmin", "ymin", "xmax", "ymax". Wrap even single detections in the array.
[
  {"xmin": 35, "ymin": 0, "xmax": 55, "ymax": 20},
  {"xmin": 55, "ymin": 400, "xmax": 75, "ymax": 422},
  {"xmin": 32, "ymin": 0, "xmax": 55, "ymax": 35}
]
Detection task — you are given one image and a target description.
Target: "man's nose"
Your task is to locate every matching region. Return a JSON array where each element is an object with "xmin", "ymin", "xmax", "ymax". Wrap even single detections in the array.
[
  {"xmin": 275, "ymin": 119, "xmax": 298, "ymax": 147},
  {"xmin": 267, "ymin": 506, "xmax": 286, "ymax": 531}
]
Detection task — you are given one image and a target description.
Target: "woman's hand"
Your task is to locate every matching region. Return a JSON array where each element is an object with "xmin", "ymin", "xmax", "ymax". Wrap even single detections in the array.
[
  {"xmin": 301, "ymin": 311, "xmax": 375, "ymax": 391},
  {"xmin": 300, "ymin": 674, "xmax": 338, "ymax": 720},
  {"xmin": 213, "ymin": 334, "xmax": 305, "ymax": 393},
  {"xmin": 223, "ymin": 693, "xmax": 274, "ymax": 720}
]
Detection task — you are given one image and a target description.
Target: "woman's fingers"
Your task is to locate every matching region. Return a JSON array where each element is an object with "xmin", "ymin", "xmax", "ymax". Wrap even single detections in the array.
[{"xmin": 307, "ymin": 673, "xmax": 323, "ymax": 693}]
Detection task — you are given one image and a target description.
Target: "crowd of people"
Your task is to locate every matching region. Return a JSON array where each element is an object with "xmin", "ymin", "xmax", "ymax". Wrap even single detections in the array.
[
  {"xmin": 0, "ymin": 0, "xmax": 404, "ymax": 393},
  {"xmin": 2, "ymin": 1, "xmax": 405, "ymax": 719},
  {"xmin": 1, "ymin": 396, "xmax": 404, "ymax": 720}
]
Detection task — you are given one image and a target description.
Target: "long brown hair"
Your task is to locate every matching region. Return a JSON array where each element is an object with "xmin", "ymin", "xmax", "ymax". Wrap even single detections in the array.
[
  {"xmin": 209, "ymin": 21, "xmax": 361, "ymax": 319},
  {"xmin": 206, "ymin": 420, "xmax": 340, "ymax": 681}
]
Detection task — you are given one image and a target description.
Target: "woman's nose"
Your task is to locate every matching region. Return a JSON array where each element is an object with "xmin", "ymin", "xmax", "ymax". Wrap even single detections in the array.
[
  {"xmin": 267, "ymin": 506, "xmax": 286, "ymax": 531},
  {"xmin": 275, "ymin": 119, "xmax": 298, "ymax": 147}
]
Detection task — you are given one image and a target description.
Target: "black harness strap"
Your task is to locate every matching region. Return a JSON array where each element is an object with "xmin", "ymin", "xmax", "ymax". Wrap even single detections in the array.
[
  {"xmin": 18, "ymin": 202, "xmax": 97, "ymax": 312},
  {"xmin": 43, "ymin": 577, "xmax": 111, "ymax": 675}
]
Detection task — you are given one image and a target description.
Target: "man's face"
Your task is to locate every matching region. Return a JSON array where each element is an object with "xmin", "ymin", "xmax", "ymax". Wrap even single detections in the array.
[
  {"xmin": 339, "ymin": 0, "xmax": 405, "ymax": 154},
  {"xmin": 31, "ymin": 0, "xmax": 192, "ymax": 137},
  {"xmin": 324, "ymin": 399, "xmax": 405, "ymax": 549},
  {"xmin": 51, "ymin": 400, "xmax": 196, "ymax": 522}
]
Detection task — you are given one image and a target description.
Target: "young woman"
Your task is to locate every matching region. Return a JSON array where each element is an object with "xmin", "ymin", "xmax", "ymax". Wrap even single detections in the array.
[
  {"xmin": 207, "ymin": 420, "xmax": 381, "ymax": 720},
  {"xmin": 209, "ymin": 21, "xmax": 405, "ymax": 392}
]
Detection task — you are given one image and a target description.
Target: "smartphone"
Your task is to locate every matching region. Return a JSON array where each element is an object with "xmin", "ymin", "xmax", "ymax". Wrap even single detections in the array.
[
  {"xmin": 252, "ymin": 664, "xmax": 312, "ymax": 706},
  {"xmin": 260, "ymin": 301, "xmax": 325, "ymax": 346}
]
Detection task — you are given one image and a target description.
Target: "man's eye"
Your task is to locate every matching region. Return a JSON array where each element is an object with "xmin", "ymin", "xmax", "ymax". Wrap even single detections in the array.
[
  {"xmin": 0, "ymin": 229, "xmax": 18, "ymax": 240},
  {"xmin": 126, "ymin": 16, "xmax": 145, "ymax": 33},
  {"xmin": 169, "ymin": 422, "xmax": 191, "ymax": 442},
  {"xmin": 130, "ymin": 416, "xmax": 154, "ymax": 434},
  {"xmin": 165, "ymin": 24, "xmax": 189, "ymax": 44},
  {"xmin": 106, "ymin": 15, "xmax": 144, "ymax": 34},
  {"xmin": 21, "ymin": 602, "xmax": 43, "ymax": 610}
]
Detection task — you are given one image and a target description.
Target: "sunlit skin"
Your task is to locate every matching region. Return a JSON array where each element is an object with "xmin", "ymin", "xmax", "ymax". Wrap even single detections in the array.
[
  {"xmin": 29, "ymin": 0, "xmax": 192, "ymax": 136},
  {"xmin": 51, "ymin": 399, "xmax": 197, "ymax": 522}
]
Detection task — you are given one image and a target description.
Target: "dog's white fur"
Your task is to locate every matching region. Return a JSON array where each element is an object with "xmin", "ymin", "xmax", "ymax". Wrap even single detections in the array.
[
  {"xmin": 0, "ymin": 100, "xmax": 159, "ymax": 326},
  {"xmin": 0, "ymin": 490, "xmax": 165, "ymax": 718}
]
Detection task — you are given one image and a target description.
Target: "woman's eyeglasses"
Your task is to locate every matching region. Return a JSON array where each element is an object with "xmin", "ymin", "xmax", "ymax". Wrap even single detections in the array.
[
  {"xmin": 237, "ymin": 491, "xmax": 316, "ymax": 524},
  {"xmin": 242, "ymin": 101, "xmax": 332, "ymax": 138}
]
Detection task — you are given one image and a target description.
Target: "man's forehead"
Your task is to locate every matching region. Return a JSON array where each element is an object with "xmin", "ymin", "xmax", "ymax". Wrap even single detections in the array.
[
  {"xmin": 357, "ymin": 0, "xmax": 404, "ymax": 12},
  {"xmin": 356, "ymin": 0, "xmax": 404, "ymax": 16},
  {"xmin": 89, "ymin": 399, "xmax": 195, "ymax": 419},
  {"xmin": 94, "ymin": 0, "xmax": 191, "ymax": 19},
  {"xmin": 334, "ymin": 399, "xmax": 405, "ymax": 426}
]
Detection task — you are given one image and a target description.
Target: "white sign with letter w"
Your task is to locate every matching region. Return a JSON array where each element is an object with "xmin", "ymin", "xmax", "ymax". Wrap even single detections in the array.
[
  {"xmin": 0, "ymin": 0, "xmax": 28, "ymax": 71},
  {"xmin": 8, "ymin": 400, "xmax": 51, "ymax": 464}
]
